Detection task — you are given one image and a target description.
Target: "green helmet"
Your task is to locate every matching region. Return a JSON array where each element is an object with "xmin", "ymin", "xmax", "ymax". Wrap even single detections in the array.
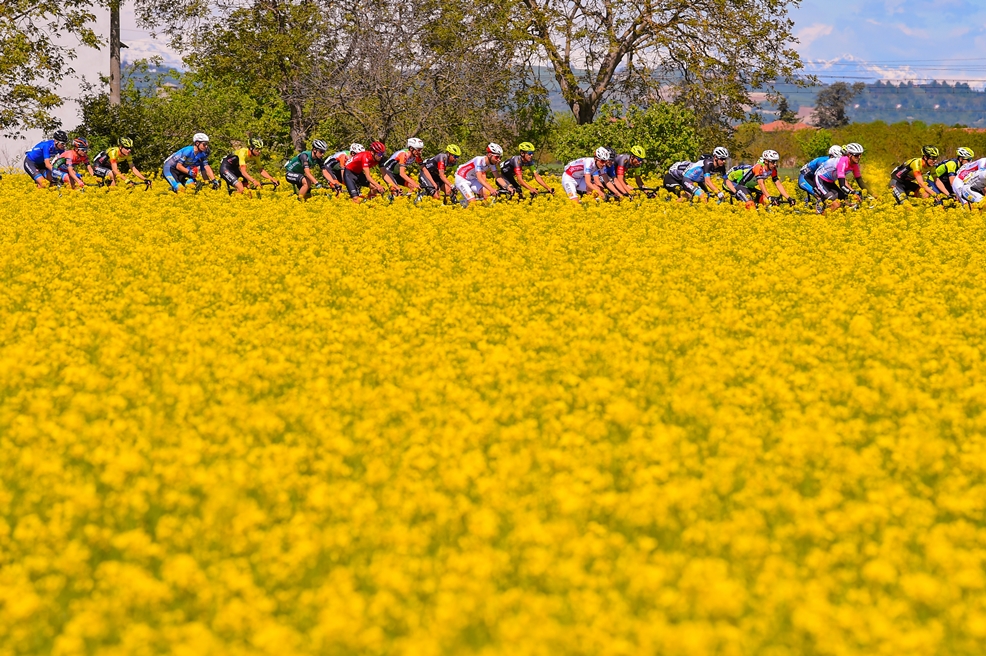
[
  {"xmin": 248, "ymin": 137, "xmax": 264, "ymax": 150},
  {"xmin": 518, "ymin": 141, "xmax": 535, "ymax": 152},
  {"xmin": 119, "ymin": 137, "xmax": 134, "ymax": 149},
  {"xmin": 630, "ymin": 145, "xmax": 646, "ymax": 159},
  {"xmin": 922, "ymin": 145, "xmax": 940, "ymax": 159},
  {"xmin": 446, "ymin": 144, "xmax": 462, "ymax": 157}
]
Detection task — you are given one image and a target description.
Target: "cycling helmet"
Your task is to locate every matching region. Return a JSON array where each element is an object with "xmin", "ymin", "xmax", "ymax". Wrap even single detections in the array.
[
  {"xmin": 53, "ymin": 130, "xmax": 69, "ymax": 143},
  {"xmin": 518, "ymin": 141, "xmax": 535, "ymax": 152},
  {"xmin": 312, "ymin": 139, "xmax": 328, "ymax": 152},
  {"xmin": 957, "ymin": 147, "xmax": 975, "ymax": 160},
  {"xmin": 595, "ymin": 146, "xmax": 613, "ymax": 160},
  {"xmin": 630, "ymin": 145, "xmax": 646, "ymax": 159},
  {"xmin": 73, "ymin": 137, "xmax": 89, "ymax": 151},
  {"xmin": 487, "ymin": 143, "xmax": 504, "ymax": 156},
  {"xmin": 713, "ymin": 146, "xmax": 730, "ymax": 159},
  {"xmin": 370, "ymin": 141, "xmax": 386, "ymax": 154},
  {"xmin": 407, "ymin": 137, "xmax": 424, "ymax": 150},
  {"xmin": 350, "ymin": 143, "xmax": 365, "ymax": 154},
  {"xmin": 761, "ymin": 149, "xmax": 780, "ymax": 163},
  {"xmin": 845, "ymin": 142, "xmax": 864, "ymax": 156},
  {"xmin": 193, "ymin": 132, "xmax": 209, "ymax": 143},
  {"xmin": 248, "ymin": 137, "xmax": 264, "ymax": 150},
  {"xmin": 446, "ymin": 144, "xmax": 462, "ymax": 157},
  {"xmin": 921, "ymin": 145, "xmax": 940, "ymax": 159},
  {"xmin": 119, "ymin": 137, "xmax": 134, "ymax": 149},
  {"xmin": 828, "ymin": 145, "xmax": 845, "ymax": 157}
]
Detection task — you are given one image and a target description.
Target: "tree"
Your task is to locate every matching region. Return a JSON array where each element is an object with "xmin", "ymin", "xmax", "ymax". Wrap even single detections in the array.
[
  {"xmin": 0, "ymin": 1, "xmax": 101, "ymax": 137},
  {"xmin": 517, "ymin": 0, "xmax": 807, "ymax": 127},
  {"xmin": 777, "ymin": 95, "xmax": 798, "ymax": 123},
  {"xmin": 812, "ymin": 82, "xmax": 865, "ymax": 128}
]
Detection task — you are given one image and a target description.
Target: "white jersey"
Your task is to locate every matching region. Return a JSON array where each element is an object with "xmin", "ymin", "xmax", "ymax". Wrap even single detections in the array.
[
  {"xmin": 956, "ymin": 158, "xmax": 986, "ymax": 186},
  {"xmin": 455, "ymin": 155, "xmax": 496, "ymax": 182},
  {"xmin": 563, "ymin": 157, "xmax": 602, "ymax": 180}
]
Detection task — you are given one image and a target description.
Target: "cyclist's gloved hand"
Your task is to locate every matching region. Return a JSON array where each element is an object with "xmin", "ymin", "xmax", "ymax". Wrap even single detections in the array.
[
  {"xmin": 211, "ymin": 179, "xmax": 221, "ymax": 190},
  {"xmin": 717, "ymin": 192, "xmax": 725, "ymax": 201},
  {"xmin": 788, "ymin": 197, "xmax": 796, "ymax": 207}
]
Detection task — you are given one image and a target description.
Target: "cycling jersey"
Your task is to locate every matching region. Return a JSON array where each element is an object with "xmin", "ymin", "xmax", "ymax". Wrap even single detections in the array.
[
  {"xmin": 611, "ymin": 154, "xmax": 638, "ymax": 178},
  {"xmin": 455, "ymin": 155, "xmax": 497, "ymax": 181},
  {"xmin": 562, "ymin": 157, "xmax": 603, "ymax": 180},
  {"xmin": 423, "ymin": 153, "xmax": 454, "ymax": 179},
  {"xmin": 165, "ymin": 145, "xmax": 210, "ymax": 170},
  {"xmin": 345, "ymin": 151, "xmax": 381, "ymax": 176},
  {"xmin": 25, "ymin": 139, "xmax": 64, "ymax": 164},
  {"xmin": 222, "ymin": 147, "xmax": 260, "ymax": 171},
  {"xmin": 285, "ymin": 150, "xmax": 325, "ymax": 174},
  {"xmin": 891, "ymin": 157, "xmax": 933, "ymax": 183},
  {"xmin": 956, "ymin": 158, "xmax": 986, "ymax": 183},
  {"xmin": 683, "ymin": 156, "xmax": 725, "ymax": 183},
  {"xmin": 325, "ymin": 151, "xmax": 350, "ymax": 172},
  {"xmin": 665, "ymin": 161, "xmax": 692, "ymax": 182},
  {"xmin": 94, "ymin": 147, "xmax": 131, "ymax": 168},
  {"xmin": 935, "ymin": 159, "xmax": 960, "ymax": 180},
  {"xmin": 817, "ymin": 155, "xmax": 861, "ymax": 183},
  {"xmin": 52, "ymin": 149, "xmax": 89, "ymax": 170},
  {"xmin": 500, "ymin": 155, "xmax": 536, "ymax": 178},
  {"xmin": 738, "ymin": 162, "xmax": 778, "ymax": 188},
  {"xmin": 726, "ymin": 164, "xmax": 754, "ymax": 187},
  {"xmin": 383, "ymin": 149, "xmax": 421, "ymax": 173},
  {"xmin": 800, "ymin": 156, "xmax": 829, "ymax": 177}
]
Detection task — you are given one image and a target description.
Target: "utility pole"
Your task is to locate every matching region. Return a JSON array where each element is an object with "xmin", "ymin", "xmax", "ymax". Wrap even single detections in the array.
[{"xmin": 109, "ymin": 0, "xmax": 121, "ymax": 105}]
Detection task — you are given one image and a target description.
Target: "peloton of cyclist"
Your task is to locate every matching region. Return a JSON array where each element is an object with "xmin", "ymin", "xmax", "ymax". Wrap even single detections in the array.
[
  {"xmin": 382, "ymin": 138, "xmax": 427, "ymax": 192},
  {"xmin": 561, "ymin": 147, "xmax": 613, "ymax": 202},
  {"xmin": 798, "ymin": 145, "xmax": 844, "ymax": 203},
  {"xmin": 219, "ymin": 138, "xmax": 279, "ymax": 195},
  {"xmin": 51, "ymin": 138, "xmax": 95, "ymax": 189},
  {"xmin": 814, "ymin": 142, "xmax": 868, "ymax": 210},
  {"xmin": 344, "ymin": 141, "xmax": 389, "ymax": 203},
  {"xmin": 420, "ymin": 145, "xmax": 462, "ymax": 199},
  {"xmin": 605, "ymin": 146, "xmax": 646, "ymax": 198},
  {"xmin": 284, "ymin": 140, "xmax": 328, "ymax": 200},
  {"xmin": 724, "ymin": 150, "xmax": 795, "ymax": 208},
  {"xmin": 322, "ymin": 144, "xmax": 363, "ymax": 191},
  {"xmin": 454, "ymin": 144, "xmax": 507, "ymax": 204},
  {"xmin": 681, "ymin": 147, "xmax": 730, "ymax": 201},
  {"xmin": 497, "ymin": 142, "xmax": 554, "ymax": 198},
  {"xmin": 889, "ymin": 145, "xmax": 941, "ymax": 203}
]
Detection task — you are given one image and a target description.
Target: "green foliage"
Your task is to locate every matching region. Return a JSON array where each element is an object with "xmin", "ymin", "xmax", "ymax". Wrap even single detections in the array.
[
  {"xmin": 74, "ymin": 61, "xmax": 292, "ymax": 172},
  {"xmin": 813, "ymin": 82, "xmax": 866, "ymax": 128},
  {"xmin": 796, "ymin": 129, "xmax": 834, "ymax": 160},
  {"xmin": 554, "ymin": 102, "xmax": 699, "ymax": 172},
  {"xmin": 0, "ymin": 1, "xmax": 100, "ymax": 136}
]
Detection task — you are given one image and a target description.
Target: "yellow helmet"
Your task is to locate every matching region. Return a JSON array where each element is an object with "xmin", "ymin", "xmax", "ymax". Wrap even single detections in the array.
[
  {"xmin": 446, "ymin": 144, "xmax": 462, "ymax": 156},
  {"xmin": 518, "ymin": 141, "xmax": 535, "ymax": 152},
  {"xmin": 630, "ymin": 145, "xmax": 646, "ymax": 159}
]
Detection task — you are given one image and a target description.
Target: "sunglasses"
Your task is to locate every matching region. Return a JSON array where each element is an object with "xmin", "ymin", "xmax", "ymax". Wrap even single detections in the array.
[{"xmin": 522, "ymin": 151, "xmax": 534, "ymax": 155}]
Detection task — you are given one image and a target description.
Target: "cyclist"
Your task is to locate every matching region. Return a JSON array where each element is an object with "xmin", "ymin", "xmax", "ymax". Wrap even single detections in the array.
[
  {"xmin": 163, "ymin": 133, "xmax": 218, "ymax": 193},
  {"xmin": 284, "ymin": 140, "xmax": 328, "ymax": 200},
  {"xmin": 560, "ymin": 147, "xmax": 612, "ymax": 202},
  {"xmin": 220, "ymin": 137, "xmax": 279, "ymax": 194},
  {"xmin": 606, "ymin": 146, "xmax": 647, "ymax": 198},
  {"xmin": 663, "ymin": 159, "xmax": 692, "ymax": 197},
  {"xmin": 952, "ymin": 156, "xmax": 986, "ymax": 205},
  {"xmin": 420, "ymin": 144, "xmax": 461, "ymax": 199},
  {"xmin": 497, "ymin": 142, "xmax": 554, "ymax": 198},
  {"xmin": 382, "ymin": 138, "xmax": 425, "ymax": 192},
  {"xmin": 889, "ymin": 145, "xmax": 941, "ymax": 203},
  {"xmin": 682, "ymin": 147, "xmax": 730, "ymax": 200},
  {"xmin": 454, "ymin": 143, "xmax": 506, "ymax": 203},
  {"xmin": 934, "ymin": 147, "xmax": 974, "ymax": 198},
  {"xmin": 344, "ymin": 141, "xmax": 389, "ymax": 203},
  {"xmin": 723, "ymin": 150, "xmax": 795, "ymax": 208},
  {"xmin": 322, "ymin": 143, "xmax": 363, "ymax": 190},
  {"xmin": 815, "ymin": 142, "xmax": 868, "ymax": 210},
  {"xmin": 93, "ymin": 137, "xmax": 149, "ymax": 187},
  {"xmin": 798, "ymin": 145, "xmax": 844, "ymax": 203},
  {"xmin": 51, "ymin": 137, "xmax": 95, "ymax": 189},
  {"xmin": 24, "ymin": 130, "xmax": 68, "ymax": 187}
]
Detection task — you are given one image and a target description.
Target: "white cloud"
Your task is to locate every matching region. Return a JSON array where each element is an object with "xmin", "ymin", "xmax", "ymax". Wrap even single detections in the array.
[
  {"xmin": 893, "ymin": 23, "xmax": 929, "ymax": 39},
  {"xmin": 122, "ymin": 39, "xmax": 184, "ymax": 69},
  {"xmin": 796, "ymin": 23, "xmax": 834, "ymax": 49}
]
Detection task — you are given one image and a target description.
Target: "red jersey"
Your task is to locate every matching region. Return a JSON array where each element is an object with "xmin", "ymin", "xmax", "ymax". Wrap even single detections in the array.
[{"xmin": 345, "ymin": 151, "xmax": 381, "ymax": 175}]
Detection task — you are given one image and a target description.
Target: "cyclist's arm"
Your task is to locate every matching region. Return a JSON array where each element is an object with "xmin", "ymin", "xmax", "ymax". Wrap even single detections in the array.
[
  {"xmin": 203, "ymin": 164, "xmax": 217, "ymax": 182},
  {"xmin": 398, "ymin": 164, "xmax": 419, "ymax": 190},
  {"xmin": 634, "ymin": 173, "xmax": 645, "ymax": 189},
  {"xmin": 474, "ymin": 170, "xmax": 496, "ymax": 195},
  {"xmin": 703, "ymin": 173, "xmax": 723, "ymax": 196},
  {"xmin": 613, "ymin": 172, "xmax": 634, "ymax": 196},
  {"xmin": 129, "ymin": 164, "xmax": 147, "ymax": 182},
  {"xmin": 364, "ymin": 166, "xmax": 387, "ymax": 193},
  {"xmin": 774, "ymin": 178, "xmax": 791, "ymax": 199},
  {"xmin": 420, "ymin": 167, "xmax": 438, "ymax": 190},
  {"xmin": 303, "ymin": 165, "xmax": 319, "ymax": 187},
  {"xmin": 584, "ymin": 174, "xmax": 604, "ymax": 198},
  {"xmin": 913, "ymin": 170, "xmax": 935, "ymax": 195},
  {"xmin": 259, "ymin": 168, "xmax": 276, "ymax": 183},
  {"xmin": 239, "ymin": 162, "xmax": 260, "ymax": 187},
  {"xmin": 532, "ymin": 170, "xmax": 553, "ymax": 191},
  {"xmin": 935, "ymin": 175, "xmax": 952, "ymax": 196},
  {"xmin": 436, "ymin": 170, "xmax": 453, "ymax": 193}
]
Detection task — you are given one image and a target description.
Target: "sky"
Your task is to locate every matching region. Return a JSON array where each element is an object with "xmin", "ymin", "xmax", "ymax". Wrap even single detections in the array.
[{"xmin": 5, "ymin": 0, "xmax": 986, "ymax": 161}]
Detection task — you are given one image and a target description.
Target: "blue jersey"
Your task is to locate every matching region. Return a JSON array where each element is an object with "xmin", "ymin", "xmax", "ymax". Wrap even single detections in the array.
[
  {"xmin": 165, "ymin": 145, "xmax": 210, "ymax": 169},
  {"xmin": 25, "ymin": 140, "xmax": 63, "ymax": 164},
  {"xmin": 799, "ymin": 156, "xmax": 829, "ymax": 177},
  {"xmin": 683, "ymin": 157, "xmax": 725, "ymax": 182}
]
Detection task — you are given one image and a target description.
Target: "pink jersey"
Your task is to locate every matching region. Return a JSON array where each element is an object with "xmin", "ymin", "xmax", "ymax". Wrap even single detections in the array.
[
  {"xmin": 817, "ymin": 155, "xmax": 860, "ymax": 182},
  {"xmin": 455, "ymin": 155, "xmax": 495, "ymax": 181},
  {"xmin": 563, "ymin": 157, "xmax": 601, "ymax": 180}
]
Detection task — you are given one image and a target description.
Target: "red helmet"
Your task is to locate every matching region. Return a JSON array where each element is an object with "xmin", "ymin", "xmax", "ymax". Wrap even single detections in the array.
[{"xmin": 370, "ymin": 141, "xmax": 386, "ymax": 154}]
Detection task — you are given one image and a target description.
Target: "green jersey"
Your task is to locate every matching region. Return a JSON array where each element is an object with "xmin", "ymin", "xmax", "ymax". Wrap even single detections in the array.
[{"xmin": 284, "ymin": 150, "xmax": 324, "ymax": 174}]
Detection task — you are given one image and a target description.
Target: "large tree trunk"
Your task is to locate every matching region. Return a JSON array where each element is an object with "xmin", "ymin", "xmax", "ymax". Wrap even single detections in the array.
[
  {"xmin": 109, "ymin": 0, "xmax": 121, "ymax": 106},
  {"xmin": 288, "ymin": 99, "xmax": 307, "ymax": 151}
]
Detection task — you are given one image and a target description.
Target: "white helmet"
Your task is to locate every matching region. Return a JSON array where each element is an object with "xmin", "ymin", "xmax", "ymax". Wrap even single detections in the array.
[
  {"xmin": 595, "ymin": 146, "xmax": 613, "ymax": 161},
  {"xmin": 407, "ymin": 137, "xmax": 424, "ymax": 150},
  {"xmin": 828, "ymin": 145, "xmax": 845, "ymax": 158},
  {"xmin": 350, "ymin": 143, "xmax": 365, "ymax": 154},
  {"xmin": 193, "ymin": 132, "xmax": 209, "ymax": 143},
  {"xmin": 486, "ymin": 143, "xmax": 503, "ymax": 156},
  {"xmin": 845, "ymin": 142, "xmax": 864, "ymax": 155},
  {"xmin": 761, "ymin": 149, "xmax": 780, "ymax": 163},
  {"xmin": 712, "ymin": 146, "xmax": 730, "ymax": 159}
]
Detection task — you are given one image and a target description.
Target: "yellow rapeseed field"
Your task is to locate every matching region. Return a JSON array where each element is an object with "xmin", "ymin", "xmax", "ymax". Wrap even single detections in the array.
[{"xmin": 1, "ymin": 175, "xmax": 986, "ymax": 656}]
